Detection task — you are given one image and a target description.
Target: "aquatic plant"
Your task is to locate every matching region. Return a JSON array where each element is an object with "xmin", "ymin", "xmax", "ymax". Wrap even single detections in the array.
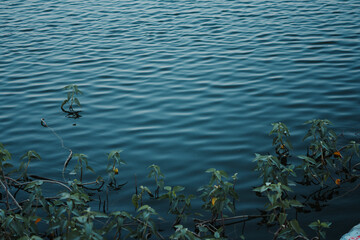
[
  {"xmin": 61, "ymin": 84, "xmax": 82, "ymax": 118},
  {"xmin": 0, "ymin": 119, "xmax": 359, "ymax": 239}
]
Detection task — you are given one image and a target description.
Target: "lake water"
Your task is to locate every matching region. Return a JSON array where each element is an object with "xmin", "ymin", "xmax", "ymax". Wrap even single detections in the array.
[{"xmin": 1, "ymin": 0, "xmax": 360, "ymax": 238}]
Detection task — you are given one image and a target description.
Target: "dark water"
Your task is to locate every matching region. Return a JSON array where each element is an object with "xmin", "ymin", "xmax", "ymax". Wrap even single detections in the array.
[{"xmin": 1, "ymin": 0, "xmax": 360, "ymax": 238}]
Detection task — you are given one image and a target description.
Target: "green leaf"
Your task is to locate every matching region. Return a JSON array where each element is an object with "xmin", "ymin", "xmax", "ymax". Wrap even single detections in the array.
[
  {"xmin": 3, "ymin": 162, "xmax": 13, "ymax": 168},
  {"xmin": 4, "ymin": 216, "xmax": 13, "ymax": 228},
  {"xmin": 320, "ymin": 222, "xmax": 331, "ymax": 228},
  {"xmin": 24, "ymin": 180, "xmax": 43, "ymax": 190},
  {"xmin": 131, "ymin": 194, "xmax": 139, "ymax": 209},
  {"xmin": 137, "ymin": 204, "xmax": 152, "ymax": 212},
  {"xmin": 173, "ymin": 186, "xmax": 185, "ymax": 192},
  {"xmin": 91, "ymin": 211, "xmax": 108, "ymax": 218},
  {"xmin": 232, "ymin": 173, "xmax": 238, "ymax": 180},
  {"xmin": 32, "ymin": 151, "xmax": 41, "ymax": 160},
  {"xmin": 298, "ymin": 155, "xmax": 317, "ymax": 165},
  {"xmin": 64, "ymin": 84, "xmax": 72, "ymax": 90},
  {"xmin": 268, "ymin": 194, "xmax": 277, "ymax": 205},
  {"xmin": 30, "ymin": 236, "xmax": 44, "ymax": 240},
  {"xmin": 278, "ymin": 213, "xmax": 287, "ymax": 225},
  {"xmin": 290, "ymin": 219, "xmax": 306, "ymax": 235},
  {"xmin": 309, "ymin": 221, "xmax": 319, "ymax": 230},
  {"xmin": 86, "ymin": 166, "xmax": 95, "ymax": 173},
  {"xmin": 219, "ymin": 170, "xmax": 229, "ymax": 178},
  {"xmin": 214, "ymin": 171, "xmax": 221, "ymax": 181},
  {"xmin": 289, "ymin": 200, "xmax": 303, "ymax": 207},
  {"xmin": 84, "ymin": 222, "xmax": 92, "ymax": 236},
  {"xmin": 269, "ymin": 213, "xmax": 276, "ymax": 223},
  {"xmin": 108, "ymin": 150, "xmax": 122, "ymax": 161},
  {"xmin": 74, "ymin": 98, "xmax": 81, "ymax": 107}
]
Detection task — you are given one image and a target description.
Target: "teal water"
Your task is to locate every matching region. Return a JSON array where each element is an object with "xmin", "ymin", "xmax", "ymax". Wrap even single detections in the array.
[{"xmin": 1, "ymin": 0, "xmax": 360, "ymax": 238}]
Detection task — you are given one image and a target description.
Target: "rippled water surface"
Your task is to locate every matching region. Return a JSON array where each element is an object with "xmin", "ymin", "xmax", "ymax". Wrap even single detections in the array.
[{"xmin": 1, "ymin": 0, "xmax": 360, "ymax": 238}]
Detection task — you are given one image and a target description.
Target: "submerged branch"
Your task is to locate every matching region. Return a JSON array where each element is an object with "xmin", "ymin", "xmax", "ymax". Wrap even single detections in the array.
[{"xmin": 63, "ymin": 149, "xmax": 73, "ymax": 173}]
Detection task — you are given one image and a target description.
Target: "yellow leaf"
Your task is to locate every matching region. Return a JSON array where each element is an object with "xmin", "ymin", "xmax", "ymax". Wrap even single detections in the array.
[
  {"xmin": 35, "ymin": 218, "xmax": 41, "ymax": 224},
  {"xmin": 211, "ymin": 197, "xmax": 217, "ymax": 206},
  {"xmin": 335, "ymin": 179, "xmax": 341, "ymax": 186},
  {"xmin": 333, "ymin": 151, "xmax": 342, "ymax": 158}
]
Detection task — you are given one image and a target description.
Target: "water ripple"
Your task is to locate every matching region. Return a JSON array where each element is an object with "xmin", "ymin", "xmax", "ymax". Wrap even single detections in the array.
[{"xmin": 1, "ymin": 0, "xmax": 360, "ymax": 238}]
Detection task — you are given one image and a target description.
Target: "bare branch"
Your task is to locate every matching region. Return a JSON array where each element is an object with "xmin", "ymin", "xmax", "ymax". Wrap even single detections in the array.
[{"xmin": 0, "ymin": 179, "xmax": 22, "ymax": 210}]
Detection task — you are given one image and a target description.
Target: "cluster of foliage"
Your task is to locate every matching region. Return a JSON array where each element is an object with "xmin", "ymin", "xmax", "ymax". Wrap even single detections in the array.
[
  {"xmin": 0, "ymin": 119, "xmax": 359, "ymax": 239},
  {"xmin": 0, "ymin": 85, "xmax": 359, "ymax": 240}
]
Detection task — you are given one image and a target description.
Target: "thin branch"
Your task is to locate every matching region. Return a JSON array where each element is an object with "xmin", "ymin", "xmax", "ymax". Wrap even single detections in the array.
[
  {"xmin": 131, "ymin": 217, "xmax": 165, "ymax": 240},
  {"xmin": 331, "ymin": 182, "xmax": 360, "ymax": 201},
  {"xmin": 194, "ymin": 214, "xmax": 265, "ymax": 225},
  {"xmin": 0, "ymin": 179, "xmax": 22, "ymax": 210},
  {"xmin": 30, "ymin": 175, "xmax": 103, "ymax": 188},
  {"xmin": 273, "ymin": 225, "xmax": 284, "ymax": 240},
  {"xmin": 63, "ymin": 149, "xmax": 73, "ymax": 173},
  {"xmin": 1, "ymin": 170, "xmax": 10, "ymax": 209},
  {"xmin": 6, "ymin": 177, "xmax": 71, "ymax": 192},
  {"xmin": 353, "ymin": 162, "xmax": 360, "ymax": 170}
]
